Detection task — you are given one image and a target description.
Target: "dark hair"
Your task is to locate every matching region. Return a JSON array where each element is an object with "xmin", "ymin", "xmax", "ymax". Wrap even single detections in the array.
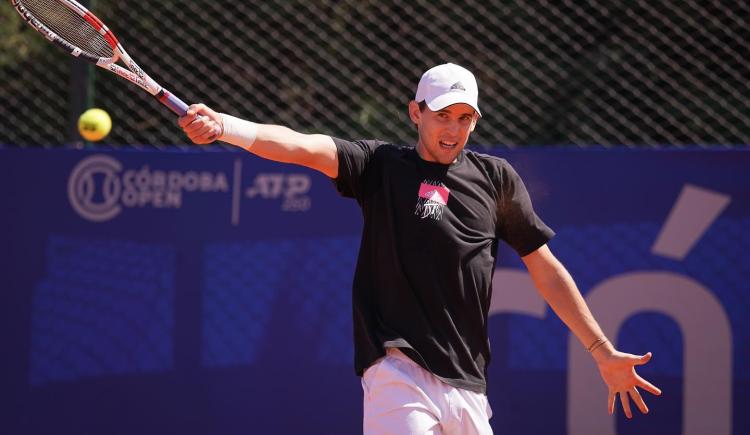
[{"xmin": 412, "ymin": 101, "xmax": 428, "ymax": 129}]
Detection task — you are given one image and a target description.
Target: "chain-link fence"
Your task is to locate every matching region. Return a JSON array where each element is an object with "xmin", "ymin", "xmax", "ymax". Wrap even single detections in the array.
[{"xmin": 1, "ymin": 0, "xmax": 749, "ymax": 148}]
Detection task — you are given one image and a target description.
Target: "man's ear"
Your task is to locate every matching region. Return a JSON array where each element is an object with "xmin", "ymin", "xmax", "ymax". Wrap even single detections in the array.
[
  {"xmin": 408, "ymin": 100, "xmax": 421, "ymax": 125},
  {"xmin": 470, "ymin": 114, "xmax": 479, "ymax": 132}
]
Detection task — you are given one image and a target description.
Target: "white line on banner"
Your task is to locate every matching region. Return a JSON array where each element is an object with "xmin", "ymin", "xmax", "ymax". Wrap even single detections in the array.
[{"xmin": 231, "ymin": 159, "xmax": 242, "ymax": 226}]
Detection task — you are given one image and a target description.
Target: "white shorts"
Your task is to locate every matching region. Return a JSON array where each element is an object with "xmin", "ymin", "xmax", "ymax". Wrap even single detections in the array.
[{"xmin": 361, "ymin": 348, "xmax": 493, "ymax": 435}]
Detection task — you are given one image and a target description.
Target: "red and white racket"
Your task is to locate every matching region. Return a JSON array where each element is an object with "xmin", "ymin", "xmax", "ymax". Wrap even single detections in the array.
[{"xmin": 11, "ymin": 0, "xmax": 191, "ymax": 116}]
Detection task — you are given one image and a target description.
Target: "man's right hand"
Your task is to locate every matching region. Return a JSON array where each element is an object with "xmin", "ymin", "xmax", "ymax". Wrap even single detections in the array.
[{"xmin": 178, "ymin": 103, "xmax": 223, "ymax": 144}]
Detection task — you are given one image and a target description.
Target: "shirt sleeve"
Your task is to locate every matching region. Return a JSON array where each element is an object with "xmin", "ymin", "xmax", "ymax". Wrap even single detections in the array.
[
  {"xmin": 331, "ymin": 138, "xmax": 384, "ymax": 202},
  {"xmin": 496, "ymin": 160, "xmax": 555, "ymax": 257}
]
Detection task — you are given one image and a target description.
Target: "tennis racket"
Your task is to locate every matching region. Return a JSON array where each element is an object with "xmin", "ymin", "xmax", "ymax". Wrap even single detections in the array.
[{"xmin": 10, "ymin": 0, "xmax": 190, "ymax": 116}]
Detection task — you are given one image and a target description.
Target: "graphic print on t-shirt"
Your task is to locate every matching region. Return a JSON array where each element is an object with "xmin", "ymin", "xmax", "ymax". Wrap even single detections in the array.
[{"xmin": 415, "ymin": 180, "xmax": 450, "ymax": 220}]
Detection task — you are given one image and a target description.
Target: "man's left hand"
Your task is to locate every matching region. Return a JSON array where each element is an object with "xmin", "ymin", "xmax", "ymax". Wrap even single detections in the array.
[{"xmin": 593, "ymin": 347, "xmax": 662, "ymax": 418}]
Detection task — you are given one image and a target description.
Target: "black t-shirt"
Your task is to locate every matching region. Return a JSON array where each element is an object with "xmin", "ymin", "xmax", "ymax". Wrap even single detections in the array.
[{"xmin": 333, "ymin": 139, "xmax": 554, "ymax": 393}]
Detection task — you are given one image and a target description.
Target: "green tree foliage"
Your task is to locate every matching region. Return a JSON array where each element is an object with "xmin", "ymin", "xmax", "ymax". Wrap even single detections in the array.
[{"xmin": 0, "ymin": 5, "xmax": 47, "ymax": 67}]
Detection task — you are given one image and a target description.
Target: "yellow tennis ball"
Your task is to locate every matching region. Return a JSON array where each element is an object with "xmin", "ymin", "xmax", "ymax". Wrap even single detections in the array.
[{"xmin": 78, "ymin": 108, "xmax": 112, "ymax": 142}]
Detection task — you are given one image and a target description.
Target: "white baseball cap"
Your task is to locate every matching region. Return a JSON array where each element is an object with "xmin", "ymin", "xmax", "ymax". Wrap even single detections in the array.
[{"xmin": 415, "ymin": 63, "xmax": 481, "ymax": 116}]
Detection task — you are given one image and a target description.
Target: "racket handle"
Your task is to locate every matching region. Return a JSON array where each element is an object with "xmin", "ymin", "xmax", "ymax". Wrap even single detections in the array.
[
  {"xmin": 158, "ymin": 89, "xmax": 214, "ymax": 140},
  {"xmin": 157, "ymin": 89, "xmax": 190, "ymax": 116}
]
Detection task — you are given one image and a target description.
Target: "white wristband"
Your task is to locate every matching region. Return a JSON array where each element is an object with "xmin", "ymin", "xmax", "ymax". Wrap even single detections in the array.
[{"xmin": 219, "ymin": 113, "xmax": 258, "ymax": 151}]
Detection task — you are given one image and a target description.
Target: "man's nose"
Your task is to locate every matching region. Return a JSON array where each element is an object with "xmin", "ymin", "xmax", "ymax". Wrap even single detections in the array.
[{"xmin": 446, "ymin": 120, "xmax": 461, "ymax": 135}]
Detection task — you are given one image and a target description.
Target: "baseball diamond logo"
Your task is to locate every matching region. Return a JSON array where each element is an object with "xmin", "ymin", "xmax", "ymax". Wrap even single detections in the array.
[{"xmin": 67, "ymin": 155, "xmax": 123, "ymax": 222}]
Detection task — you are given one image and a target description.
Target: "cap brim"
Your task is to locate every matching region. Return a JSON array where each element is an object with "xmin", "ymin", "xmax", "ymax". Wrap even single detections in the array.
[{"xmin": 426, "ymin": 93, "xmax": 481, "ymax": 117}]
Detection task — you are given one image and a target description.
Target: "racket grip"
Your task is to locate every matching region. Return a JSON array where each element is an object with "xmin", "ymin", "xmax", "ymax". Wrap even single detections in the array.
[{"xmin": 157, "ymin": 89, "xmax": 190, "ymax": 116}]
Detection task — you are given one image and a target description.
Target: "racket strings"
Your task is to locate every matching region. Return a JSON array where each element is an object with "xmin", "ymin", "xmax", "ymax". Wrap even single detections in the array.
[{"xmin": 19, "ymin": 0, "xmax": 114, "ymax": 59}]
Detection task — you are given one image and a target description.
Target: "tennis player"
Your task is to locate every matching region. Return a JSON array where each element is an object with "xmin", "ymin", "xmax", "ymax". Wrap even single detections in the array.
[{"xmin": 179, "ymin": 63, "xmax": 661, "ymax": 434}]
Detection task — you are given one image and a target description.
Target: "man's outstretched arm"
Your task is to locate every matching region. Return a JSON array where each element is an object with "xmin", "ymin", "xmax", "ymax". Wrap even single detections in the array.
[
  {"xmin": 178, "ymin": 103, "xmax": 339, "ymax": 178},
  {"xmin": 522, "ymin": 244, "xmax": 662, "ymax": 418}
]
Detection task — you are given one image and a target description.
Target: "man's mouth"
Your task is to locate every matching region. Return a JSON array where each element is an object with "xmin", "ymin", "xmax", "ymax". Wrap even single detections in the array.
[{"xmin": 439, "ymin": 141, "xmax": 457, "ymax": 149}]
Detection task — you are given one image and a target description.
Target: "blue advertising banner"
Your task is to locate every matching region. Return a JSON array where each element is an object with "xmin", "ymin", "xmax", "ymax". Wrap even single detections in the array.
[{"xmin": 1, "ymin": 147, "xmax": 747, "ymax": 434}]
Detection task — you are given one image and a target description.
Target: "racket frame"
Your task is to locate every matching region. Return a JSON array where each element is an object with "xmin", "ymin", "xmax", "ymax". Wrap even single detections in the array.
[{"xmin": 11, "ymin": 0, "xmax": 189, "ymax": 115}]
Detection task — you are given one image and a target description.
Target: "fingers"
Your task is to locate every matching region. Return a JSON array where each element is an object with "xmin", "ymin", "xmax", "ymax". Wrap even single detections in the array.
[
  {"xmin": 190, "ymin": 103, "xmax": 219, "ymax": 118},
  {"xmin": 636, "ymin": 374, "xmax": 662, "ymax": 396},
  {"xmin": 634, "ymin": 352, "xmax": 652, "ymax": 365},
  {"xmin": 619, "ymin": 390, "xmax": 633, "ymax": 419},
  {"xmin": 179, "ymin": 104, "xmax": 222, "ymax": 144},
  {"xmin": 178, "ymin": 104, "xmax": 205, "ymax": 128},
  {"xmin": 191, "ymin": 122, "xmax": 220, "ymax": 144},
  {"xmin": 611, "ymin": 388, "xmax": 652, "ymax": 419},
  {"xmin": 193, "ymin": 120, "xmax": 215, "ymax": 137},
  {"xmin": 629, "ymin": 387, "xmax": 649, "ymax": 414},
  {"xmin": 178, "ymin": 111, "xmax": 197, "ymax": 128},
  {"xmin": 198, "ymin": 125, "xmax": 221, "ymax": 143}
]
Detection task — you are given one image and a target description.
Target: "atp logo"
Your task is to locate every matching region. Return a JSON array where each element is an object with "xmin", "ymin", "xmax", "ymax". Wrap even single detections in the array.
[{"xmin": 245, "ymin": 173, "xmax": 312, "ymax": 212}]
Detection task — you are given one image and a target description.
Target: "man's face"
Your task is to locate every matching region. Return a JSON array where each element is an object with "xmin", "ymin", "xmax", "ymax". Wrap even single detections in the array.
[{"xmin": 409, "ymin": 101, "xmax": 478, "ymax": 164}]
